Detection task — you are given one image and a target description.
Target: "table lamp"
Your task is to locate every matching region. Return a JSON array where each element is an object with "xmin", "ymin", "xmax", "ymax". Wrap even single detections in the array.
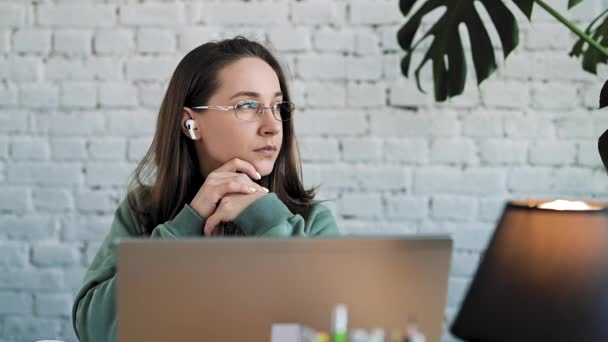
[{"xmin": 450, "ymin": 199, "xmax": 608, "ymax": 342}]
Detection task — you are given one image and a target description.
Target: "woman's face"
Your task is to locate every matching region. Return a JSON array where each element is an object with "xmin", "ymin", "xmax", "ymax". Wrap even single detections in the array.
[{"xmin": 185, "ymin": 57, "xmax": 284, "ymax": 178}]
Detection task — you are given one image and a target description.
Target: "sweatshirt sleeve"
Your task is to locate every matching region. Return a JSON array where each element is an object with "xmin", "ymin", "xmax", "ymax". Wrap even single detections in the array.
[
  {"xmin": 233, "ymin": 193, "xmax": 340, "ymax": 237},
  {"xmin": 72, "ymin": 197, "xmax": 205, "ymax": 342}
]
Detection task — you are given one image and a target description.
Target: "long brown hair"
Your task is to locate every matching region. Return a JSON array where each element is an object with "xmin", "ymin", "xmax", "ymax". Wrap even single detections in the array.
[{"xmin": 128, "ymin": 37, "xmax": 316, "ymax": 235}]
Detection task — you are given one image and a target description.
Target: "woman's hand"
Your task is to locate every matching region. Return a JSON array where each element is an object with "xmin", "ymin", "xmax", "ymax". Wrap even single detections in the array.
[
  {"xmin": 203, "ymin": 192, "xmax": 266, "ymax": 236},
  {"xmin": 189, "ymin": 158, "xmax": 269, "ymax": 220}
]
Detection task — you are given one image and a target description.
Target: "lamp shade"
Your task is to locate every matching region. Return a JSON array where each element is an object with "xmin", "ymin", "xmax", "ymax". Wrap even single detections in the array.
[{"xmin": 451, "ymin": 199, "xmax": 608, "ymax": 342}]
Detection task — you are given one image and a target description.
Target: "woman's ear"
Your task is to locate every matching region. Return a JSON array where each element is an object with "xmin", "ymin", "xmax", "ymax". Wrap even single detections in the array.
[{"xmin": 181, "ymin": 107, "xmax": 200, "ymax": 141}]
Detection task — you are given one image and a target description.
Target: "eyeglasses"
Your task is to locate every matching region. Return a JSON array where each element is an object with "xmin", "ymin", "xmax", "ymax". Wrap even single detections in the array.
[{"xmin": 192, "ymin": 100, "xmax": 295, "ymax": 122}]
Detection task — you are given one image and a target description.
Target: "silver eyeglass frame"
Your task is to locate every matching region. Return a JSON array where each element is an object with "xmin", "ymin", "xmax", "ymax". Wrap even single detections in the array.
[{"xmin": 191, "ymin": 100, "xmax": 295, "ymax": 122}]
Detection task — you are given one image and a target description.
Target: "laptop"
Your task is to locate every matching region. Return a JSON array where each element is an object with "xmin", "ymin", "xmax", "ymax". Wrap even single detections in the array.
[{"xmin": 117, "ymin": 237, "xmax": 452, "ymax": 341}]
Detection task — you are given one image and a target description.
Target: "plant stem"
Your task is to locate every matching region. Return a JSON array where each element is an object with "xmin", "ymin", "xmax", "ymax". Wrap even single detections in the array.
[{"xmin": 535, "ymin": 0, "xmax": 608, "ymax": 57}]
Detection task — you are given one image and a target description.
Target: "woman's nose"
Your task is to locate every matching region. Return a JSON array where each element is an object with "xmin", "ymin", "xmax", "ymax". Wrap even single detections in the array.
[{"xmin": 258, "ymin": 107, "xmax": 281, "ymax": 136}]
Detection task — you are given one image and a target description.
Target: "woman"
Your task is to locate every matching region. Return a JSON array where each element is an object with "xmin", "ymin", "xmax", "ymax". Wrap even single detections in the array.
[{"xmin": 72, "ymin": 37, "xmax": 339, "ymax": 342}]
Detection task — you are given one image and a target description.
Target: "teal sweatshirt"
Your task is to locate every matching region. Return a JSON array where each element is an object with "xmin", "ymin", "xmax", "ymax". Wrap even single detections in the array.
[{"xmin": 71, "ymin": 192, "xmax": 339, "ymax": 342}]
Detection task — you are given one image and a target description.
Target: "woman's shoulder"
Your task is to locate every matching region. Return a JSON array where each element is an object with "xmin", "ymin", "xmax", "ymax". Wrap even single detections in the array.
[
  {"xmin": 306, "ymin": 199, "xmax": 335, "ymax": 220},
  {"xmin": 126, "ymin": 185, "xmax": 152, "ymax": 210},
  {"xmin": 305, "ymin": 200, "xmax": 339, "ymax": 236}
]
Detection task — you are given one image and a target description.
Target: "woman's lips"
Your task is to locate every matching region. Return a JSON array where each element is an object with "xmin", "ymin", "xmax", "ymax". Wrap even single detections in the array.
[{"xmin": 254, "ymin": 145, "xmax": 277, "ymax": 156}]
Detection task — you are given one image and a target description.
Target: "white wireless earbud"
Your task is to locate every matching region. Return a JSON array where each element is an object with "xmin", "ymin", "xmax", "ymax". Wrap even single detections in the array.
[{"xmin": 185, "ymin": 119, "xmax": 197, "ymax": 140}]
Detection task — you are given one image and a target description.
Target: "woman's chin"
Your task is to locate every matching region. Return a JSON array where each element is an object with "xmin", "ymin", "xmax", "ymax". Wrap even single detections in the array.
[{"xmin": 251, "ymin": 159, "xmax": 275, "ymax": 177}]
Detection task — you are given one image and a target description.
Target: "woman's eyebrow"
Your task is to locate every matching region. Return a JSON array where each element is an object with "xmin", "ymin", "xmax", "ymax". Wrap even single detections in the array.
[{"xmin": 230, "ymin": 91, "xmax": 283, "ymax": 99}]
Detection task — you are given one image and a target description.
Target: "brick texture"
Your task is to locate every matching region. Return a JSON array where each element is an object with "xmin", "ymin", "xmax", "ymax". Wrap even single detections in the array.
[{"xmin": 0, "ymin": 1, "xmax": 605, "ymax": 341}]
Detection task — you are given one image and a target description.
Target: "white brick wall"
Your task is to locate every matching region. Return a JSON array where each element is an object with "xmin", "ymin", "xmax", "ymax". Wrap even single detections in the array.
[
  {"xmin": 46, "ymin": 57, "xmax": 123, "ymax": 81},
  {"xmin": 269, "ymin": 27, "xmax": 310, "ymax": 52},
  {"xmin": 430, "ymin": 139, "xmax": 476, "ymax": 165},
  {"xmin": 120, "ymin": 4, "xmax": 185, "ymax": 27},
  {"xmin": 347, "ymin": 57, "xmax": 383, "ymax": 80},
  {"xmin": 347, "ymin": 82, "xmax": 385, "ymax": 107},
  {"xmin": 136, "ymin": 28, "xmax": 176, "ymax": 54},
  {"xmin": 297, "ymin": 54, "xmax": 348, "ymax": 80},
  {"xmin": 556, "ymin": 115, "xmax": 594, "ymax": 138},
  {"xmin": 531, "ymin": 52, "xmax": 595, "ymax": 81},
  {"xmin": 385, "ymin": 195, "xmax": 428, "ymax": 220},
  {"xmin": 34, "ymin": 293, "xmax": 73, "ymax": 317},
  {"xmin": 74, "ymin": 190, "xmax": 117, "ymax": 214},
  {"xmin": 0, "ymin": 242, "xmax": 29, "ymax": 269},
  {"xmin": 384, "ymin": 138, "xmax": 428, "ymax": 164},
  {"xmin": 299, "ymin": 137, "xmax": 340, "ymax": 162},
  {"xmin": 354, "ymin": 29, "xmax": 381, "ymax": 55},
  {"xmin": 304, "ymin": 82, "xmax": 346, "ymax": 107},
  {"xmin": 525, "ymin": 23, "xmax": 573, "ymax": 50},
  {"xmin": 578, "ymin": 139, "xmax": 604, "ymax": 167},
  {"xmin": 1, "ymin": 1, "xmax": 607, "ymax": 342},
  {"xmin": 313, "ymin": 28, "xmax": 355, "ymax": 52},
  {"xmin": 13, "ymin": 29, "xmax": 51, "ymax": 54},
  {"xmin": 338, "ymin": 192, "xmax": 383, "ymax": 219},
  {"xmin": 32, "ymin": 244, "xmax": 80, "ymax": 267},
  {"xmin": 99, "ymin": 82, "xmax": 138, "ymax": 107},
  {"xmin": 126, "ymin": 57, "xmax": 177, "ymax": 81},
  {"xmin": 481, "ymin": 79, "xmax": 531, "ymax": 108},
  {"xmin": 10, "ymin": 136, "xmax": 50, "ymax": 161},
  {"xmin": 291, "ymin": 1, "xmax": 347, "ymax": 26},
  {"xmin": 20, "ymin": 83, "xmax": 59, "ymax": 109},
  {"xmin": 8, "ymin": 57, "xmax": 43, "ymax": 82},
  {"xmin": 38, "ymin": 5, "xmax": 116, "ymax": 28},
  {"xmin": 32, "ymin": 189, "xmax": 73, "ymax": 212},
  {"xmin": 4, "ymin": 317, "xmax": 62, "ymax": 341},
  {"xmin": 88, "ymin": 138, "xmax": 127, "ymax": 161},
  {"xmin": 1, "ymin": 110, "xmax": 28, "ymax": 133},
  {"xmin": 94, "ymin": 29, "xmax": 134, "ymax": 54},
  {"xmin": 127, "ymin": 137, "xmax": 153, "ymax": 162},
  {"xmin": 60, "ymin": 82, "xmax": 97, "ymax": 109},
  {"xmin": 202, "ymin": 2, "xmax": 286, "ymax": 26},
  {"xmin": 36, "ymin": 113, "xmax": 106, "ymax": 136},
  {"xmin": 0, "ymin": 84, "xmax": 18, "ymax": 107},
  {"xmin": 296, "ymin": 109, "xmax": 367, "ymax": 135},
  {"xmin": 532, "ymin": 81, "xmax": 580, "ymax": 110},
  {"xmin": 342, "ymin": 137, "xmax": 383, "ymax": 161},
  {"xmin": 462, "ymin": 111, "xmax": 505, "ymax": 138},
  {"xmin": 529, "ymin": 141, "xmax": 577, "ymax": 165},
  {"xmin": 8, "ymin": 163, "xmax": 83, "ymax": 186},
  {"xmin": 349, "ymin": 0, "xmax": 403, "ymax": 25},
  {"xmin": 53, "ymin": 30, "xmax": 91, "ymax": 56},
  {"xmin": 0, "ymin": 136, "xmax": 8, "ymax": 159},
  {"xmin": 431, "ymin": 195, "xmax": 478, "ymax": 221},
  {"xmin": 50, "ymin": 138, "xmax": 87, "ymax": 161},
  {"xmin": 0, "ymin": 291, "xmax": 32, "ymax": 315},
  {"xmin": 0, "ymin": 5, "xmax": 25, "ymax": 28},
  {"xmin": 479, "ymin": 139, "xmax": 528, "ymax": 165},
  {"xmin": 85, "ymin": 163, "xmax": 132, "ymax": 187}
]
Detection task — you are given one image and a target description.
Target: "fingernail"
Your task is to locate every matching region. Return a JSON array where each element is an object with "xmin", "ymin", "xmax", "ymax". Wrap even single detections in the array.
[
  {"xmin": 256, "ymin": 172, "xmax": 262, "ymax": 180},
  {"xmin": 262, "ymin": 187, "xmax": 269, "ymax": 193},
  {"xmin": 250, "ymin": 187, "xmax": 257, "ymax": 193}
]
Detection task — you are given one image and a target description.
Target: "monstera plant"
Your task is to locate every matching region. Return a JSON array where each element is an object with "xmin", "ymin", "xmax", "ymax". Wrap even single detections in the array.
[{"xmin": 398, "ymin": 0, "xmax": 608, "ymax": 101}]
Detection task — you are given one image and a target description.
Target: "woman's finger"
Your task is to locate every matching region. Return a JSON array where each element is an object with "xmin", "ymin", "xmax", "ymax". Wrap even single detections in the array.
[
  {"xmin": 214, "ymin": 158, "xmax": 261, "ymax": 181},
  {"xmin": 204, "ymin": 211, "xmax": 224, "ymax": 236},
  {"xmin": 210, "ymin": 178, "xmax": 267, "ymax": 198}
]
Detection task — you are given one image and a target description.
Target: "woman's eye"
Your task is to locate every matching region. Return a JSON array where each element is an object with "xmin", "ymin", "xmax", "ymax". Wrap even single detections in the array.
[{"xmin": 239, "ymin": 101, "xmax": 259, "ymax": 110}]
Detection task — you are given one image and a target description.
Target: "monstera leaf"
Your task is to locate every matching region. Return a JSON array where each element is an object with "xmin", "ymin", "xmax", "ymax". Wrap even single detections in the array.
[
  {"xmin": 398, "ymin": 0, "xmax": 535, "ymax": 101},
  {"xmin": 570, "ymin": 9, "xmax": 608, "ymax": 74}
]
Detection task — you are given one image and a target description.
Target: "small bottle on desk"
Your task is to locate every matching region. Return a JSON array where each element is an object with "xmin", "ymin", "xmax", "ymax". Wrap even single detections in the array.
[{"xmin": 331, "ymin": 304, "xmax": 348, "ymax": 342}]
